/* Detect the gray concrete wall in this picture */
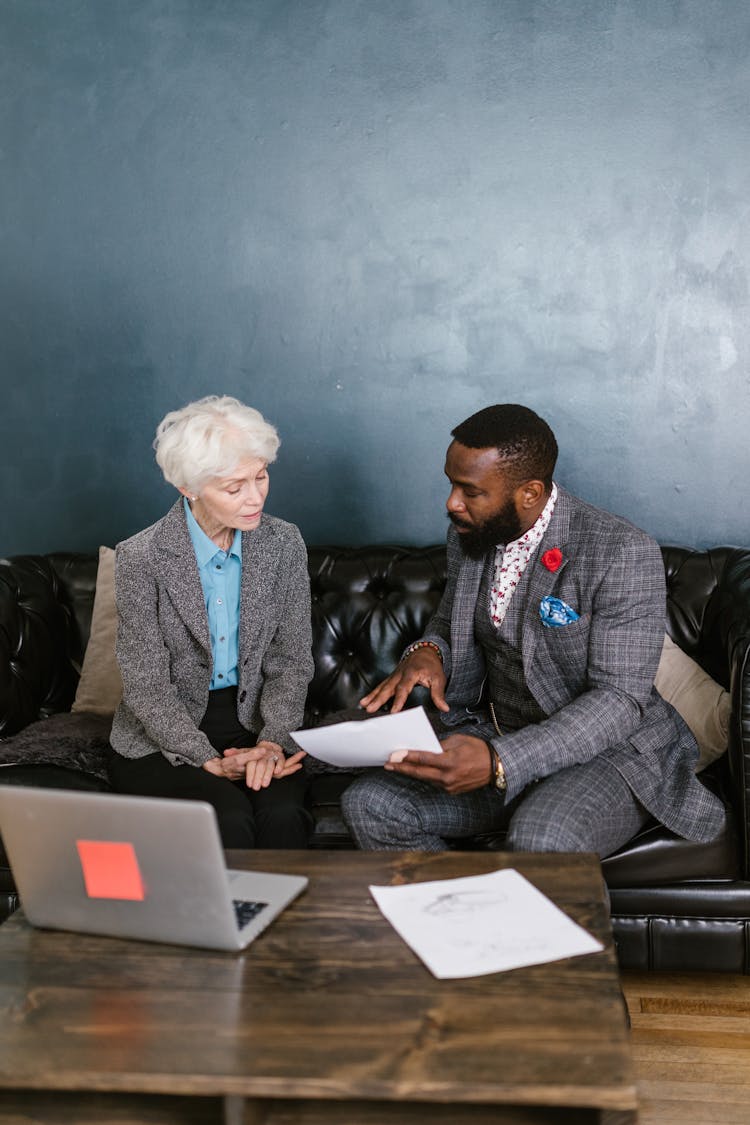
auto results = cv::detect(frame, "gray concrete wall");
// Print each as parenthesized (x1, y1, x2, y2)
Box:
(1, 1, 748, 552)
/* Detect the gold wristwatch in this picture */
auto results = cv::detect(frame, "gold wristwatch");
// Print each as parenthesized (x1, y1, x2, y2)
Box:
(490, 745, 507, 792)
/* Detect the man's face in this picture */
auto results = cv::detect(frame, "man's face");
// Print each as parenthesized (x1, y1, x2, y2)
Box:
(444, 441, 524, 559)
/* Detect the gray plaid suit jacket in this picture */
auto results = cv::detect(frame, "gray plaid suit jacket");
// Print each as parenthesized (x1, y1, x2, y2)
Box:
(110, 500, 314, 766)
(423, 486, 725, 843)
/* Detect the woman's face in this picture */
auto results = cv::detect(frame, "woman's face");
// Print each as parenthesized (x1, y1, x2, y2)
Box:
(184, 457, 270, 535)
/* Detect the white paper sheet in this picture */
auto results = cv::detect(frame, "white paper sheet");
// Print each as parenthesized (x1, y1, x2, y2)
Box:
(369, 868, 603, 978)
(290, 706, 443, 768)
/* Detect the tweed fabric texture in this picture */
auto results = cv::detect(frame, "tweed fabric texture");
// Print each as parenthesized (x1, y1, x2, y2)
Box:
(110, 500, 314, 765)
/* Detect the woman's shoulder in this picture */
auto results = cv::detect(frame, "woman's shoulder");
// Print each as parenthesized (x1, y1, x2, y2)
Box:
(258, 513, 306, 545)
(115, 502, 183, 562)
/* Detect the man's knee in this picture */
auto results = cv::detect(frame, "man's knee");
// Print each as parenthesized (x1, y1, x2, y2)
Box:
(341, 775, 366, 808)
(341, 774, 423, 848)
(341, 775, 392, 827)
(344, 771, 415, 813)
(505, 807, 591, 854)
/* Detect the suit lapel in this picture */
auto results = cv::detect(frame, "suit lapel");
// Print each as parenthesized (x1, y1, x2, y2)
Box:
(452, 553, 485, 653)
(239, 516, 277, 668)
(443, 550, 486, 708)
(151, 500, 211, 652)
(518, 489, 574, 679)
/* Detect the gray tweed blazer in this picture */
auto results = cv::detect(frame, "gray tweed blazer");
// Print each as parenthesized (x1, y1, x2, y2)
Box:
(424, 486, 726, 843)
(110, 500, 314, 765)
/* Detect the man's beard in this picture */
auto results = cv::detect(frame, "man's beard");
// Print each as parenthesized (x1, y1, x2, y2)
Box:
(449, 500, 523, 560)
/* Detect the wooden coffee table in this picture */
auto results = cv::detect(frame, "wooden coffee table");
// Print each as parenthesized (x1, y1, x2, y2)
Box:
(0, 850, 636, 1124)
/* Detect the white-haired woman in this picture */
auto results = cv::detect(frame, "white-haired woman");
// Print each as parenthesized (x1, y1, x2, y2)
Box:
(109, 395, 314, 848)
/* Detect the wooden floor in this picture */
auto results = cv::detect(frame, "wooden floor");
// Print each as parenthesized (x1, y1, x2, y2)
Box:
(621, 971, 750, 1125)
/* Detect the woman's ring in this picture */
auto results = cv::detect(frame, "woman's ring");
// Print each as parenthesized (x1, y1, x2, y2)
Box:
(272, 754, 279, 763)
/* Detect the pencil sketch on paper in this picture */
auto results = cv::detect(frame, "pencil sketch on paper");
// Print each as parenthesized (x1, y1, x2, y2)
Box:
(369, 868, 603, 978)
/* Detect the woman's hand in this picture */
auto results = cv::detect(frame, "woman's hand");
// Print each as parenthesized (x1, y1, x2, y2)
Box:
(218, 742, 307, 791)
(201, 748, 260, 782)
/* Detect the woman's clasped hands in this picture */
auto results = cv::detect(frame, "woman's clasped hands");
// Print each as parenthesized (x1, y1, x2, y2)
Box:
(202, 743, 306, 791)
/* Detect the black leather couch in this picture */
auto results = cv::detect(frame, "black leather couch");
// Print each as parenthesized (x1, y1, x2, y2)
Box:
(1, 543, 750, 972)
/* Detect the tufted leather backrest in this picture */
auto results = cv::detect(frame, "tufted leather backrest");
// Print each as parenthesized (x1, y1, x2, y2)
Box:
(305, 546, 447, 722)
(2, 545, 750, 810)
(0, 556, 84, 735)
(1, 545, 747, 720)
(662, 546, 750, 682)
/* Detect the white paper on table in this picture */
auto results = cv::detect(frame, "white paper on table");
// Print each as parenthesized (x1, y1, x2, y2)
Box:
(290, 705, 443, 768)
(369, 868, 603, 978)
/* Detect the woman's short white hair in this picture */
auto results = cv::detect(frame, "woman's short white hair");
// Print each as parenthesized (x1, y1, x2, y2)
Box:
(154, 395, 280, 492)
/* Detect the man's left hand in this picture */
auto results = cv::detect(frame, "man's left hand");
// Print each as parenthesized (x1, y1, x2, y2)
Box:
(385, 733, 493, 794)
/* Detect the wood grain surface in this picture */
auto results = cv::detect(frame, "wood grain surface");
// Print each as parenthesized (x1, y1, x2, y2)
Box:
(0, 850, 635, 1124)
(623, 970, 750, 1125)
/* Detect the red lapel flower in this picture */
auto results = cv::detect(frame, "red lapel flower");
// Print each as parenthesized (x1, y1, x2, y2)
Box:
(541, 548, 563, 573)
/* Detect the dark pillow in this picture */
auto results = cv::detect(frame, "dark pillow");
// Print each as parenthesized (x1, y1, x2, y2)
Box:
(0, 712, 112, 783)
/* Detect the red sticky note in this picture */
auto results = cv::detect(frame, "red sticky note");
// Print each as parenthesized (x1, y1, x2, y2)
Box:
(76, 840, 145, 901)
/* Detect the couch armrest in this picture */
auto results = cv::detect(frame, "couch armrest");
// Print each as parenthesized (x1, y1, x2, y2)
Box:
(721, 550, 750, 878)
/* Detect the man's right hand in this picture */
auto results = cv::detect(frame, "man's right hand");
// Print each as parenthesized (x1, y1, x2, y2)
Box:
(360, 648, 449, 714)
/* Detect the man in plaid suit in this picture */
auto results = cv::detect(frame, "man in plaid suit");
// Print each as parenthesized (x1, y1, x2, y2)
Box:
(342, 404, 726, 854)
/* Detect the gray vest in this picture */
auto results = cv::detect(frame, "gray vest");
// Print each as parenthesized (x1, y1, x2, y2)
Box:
(474, 555, 546, 733)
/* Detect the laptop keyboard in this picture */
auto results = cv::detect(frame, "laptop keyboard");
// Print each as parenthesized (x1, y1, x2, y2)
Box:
(233, 899, 268, 930)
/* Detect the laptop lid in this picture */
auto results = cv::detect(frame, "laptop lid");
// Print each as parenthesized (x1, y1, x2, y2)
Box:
(0, 788, 307, 952)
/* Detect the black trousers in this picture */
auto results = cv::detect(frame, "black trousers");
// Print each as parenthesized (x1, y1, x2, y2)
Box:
(109, 688, 312, 849)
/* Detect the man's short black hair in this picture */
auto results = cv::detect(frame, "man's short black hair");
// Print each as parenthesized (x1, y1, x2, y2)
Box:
(451, 404, 558, 488)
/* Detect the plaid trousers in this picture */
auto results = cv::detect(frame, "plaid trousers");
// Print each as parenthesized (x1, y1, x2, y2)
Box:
(341, 751, 651, 856)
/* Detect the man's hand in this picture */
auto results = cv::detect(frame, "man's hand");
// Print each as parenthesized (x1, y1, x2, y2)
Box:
(360, 648, 449, 714)
(384, 733, 493, 794)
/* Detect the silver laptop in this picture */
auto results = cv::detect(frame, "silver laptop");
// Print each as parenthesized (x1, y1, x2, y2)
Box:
(0, 788, 308, 952)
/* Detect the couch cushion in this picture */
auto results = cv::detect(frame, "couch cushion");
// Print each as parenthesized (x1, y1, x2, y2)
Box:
(71, 546, 122, 717)
(0, 711, 112, 783)
(654, 634, 730, 771)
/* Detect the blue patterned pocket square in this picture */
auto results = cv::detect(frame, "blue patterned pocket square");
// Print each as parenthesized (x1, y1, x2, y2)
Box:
(539, 595, 580, 628)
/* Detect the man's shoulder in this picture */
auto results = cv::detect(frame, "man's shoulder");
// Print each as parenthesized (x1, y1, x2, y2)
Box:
(559, 487, 659, 551)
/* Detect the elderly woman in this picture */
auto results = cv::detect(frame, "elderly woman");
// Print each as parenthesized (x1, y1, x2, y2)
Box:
(109, 395, 314, 848)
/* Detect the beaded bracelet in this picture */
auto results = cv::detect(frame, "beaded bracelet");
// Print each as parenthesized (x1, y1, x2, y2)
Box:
(402, 640, 443, 663)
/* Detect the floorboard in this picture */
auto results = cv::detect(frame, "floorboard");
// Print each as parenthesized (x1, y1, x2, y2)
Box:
(621, 971, 750, 1125)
